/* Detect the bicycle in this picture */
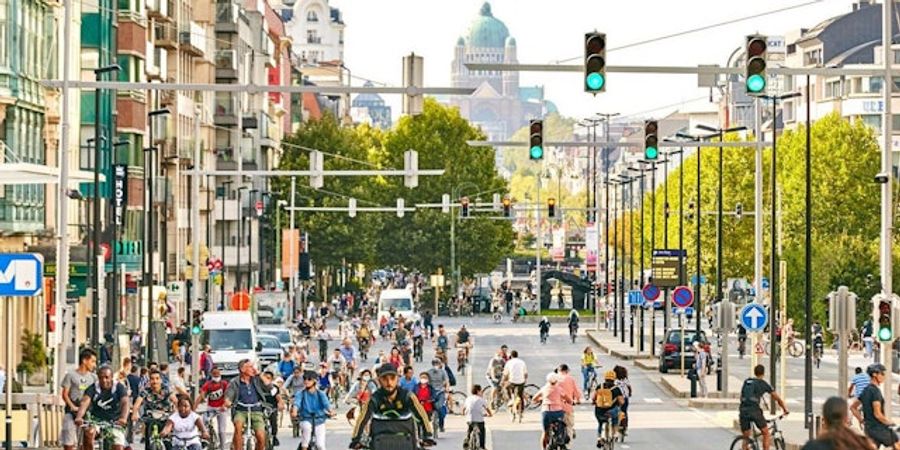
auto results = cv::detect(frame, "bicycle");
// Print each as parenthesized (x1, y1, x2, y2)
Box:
(523, 384, 541, 411)
(446, 390, 468, 416)
(492, 311, 502, 323)
(235, 402, 274, 450)
(79, 418, 126, 450)
(413, 336, 424, 363)
(358, 337, 371, 362)
(545, 419, 568, 450)
(813, 339, 824, 369)
(482, 379, 510, 412)
(738, 337, 747, 359)
(457, 346, 470, 376)
(596, 412, 616, 450)
(728, 414, 786, 450)
(583, 368, 599, 401)
(569, 323, 578, 343)
(142, 410, 170, 450)
(465, 424, 481, 450)
(540, 331, 548, 345)
(171, 433, 202, 450)
(198, 408, 225, 450)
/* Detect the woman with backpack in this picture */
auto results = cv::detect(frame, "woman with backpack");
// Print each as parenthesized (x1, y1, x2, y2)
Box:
(613, 366, 632, 437)
(592, 370, 625, 448)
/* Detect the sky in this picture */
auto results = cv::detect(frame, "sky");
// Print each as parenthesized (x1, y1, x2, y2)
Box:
(329, 0, 854, 124)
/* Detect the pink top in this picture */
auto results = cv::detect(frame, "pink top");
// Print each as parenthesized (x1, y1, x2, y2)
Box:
(557, 374, 581, 413)
(539, 384, 569, 412)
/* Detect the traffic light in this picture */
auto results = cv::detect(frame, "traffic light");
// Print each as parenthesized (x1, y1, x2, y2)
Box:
(191, 310, 202, 336)
(584, 32, 606, 93)
(878, 297, 893, 341)
(548, 197, 556, 218)
(745, 34, 768, 94)
(461, 196, 470, 218)
(502, 196, 511, 217)
(529, 119, 544, 160)
(735, 202, 743, 220)
(644, 120, 658, 160)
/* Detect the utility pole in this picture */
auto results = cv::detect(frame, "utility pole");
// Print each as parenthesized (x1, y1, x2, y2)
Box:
(878, 0, 894, 419)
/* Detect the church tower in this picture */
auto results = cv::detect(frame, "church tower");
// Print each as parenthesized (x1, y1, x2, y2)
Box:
(502, 37, 519, 97)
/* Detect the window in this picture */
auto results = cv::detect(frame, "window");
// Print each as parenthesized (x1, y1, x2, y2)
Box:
(804, 49, 822, 66)
(825, 80, 842, 99)
(869, 76, 884, 93)
(861, 114, 882, 133)
(306, 30, 320, 44)
(306, 10, 317, 22)
(0, 0, 7, 67)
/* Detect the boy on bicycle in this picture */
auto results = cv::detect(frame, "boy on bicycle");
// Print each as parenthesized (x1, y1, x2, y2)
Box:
(194, 367, 228, 448)
(463, 384, 492, 450)
(738, 365, 788, 450)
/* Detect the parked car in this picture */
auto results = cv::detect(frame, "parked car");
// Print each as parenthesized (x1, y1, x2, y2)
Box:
(658, 329, 712, 374)
(258, 326, 294, 351)
(256, 334, 284, 367)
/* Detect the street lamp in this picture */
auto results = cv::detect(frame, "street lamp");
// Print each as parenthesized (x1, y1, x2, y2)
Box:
(661, 141, 686, 335)
(248, 188, 259, 289)
(219, 180, 234, 305)
(143, 107, 168, 363)
(612, 175, 633, 344)
(236, 186, 248, 292)
(449, 182, 480, 304)
(90, 64, 120, 349)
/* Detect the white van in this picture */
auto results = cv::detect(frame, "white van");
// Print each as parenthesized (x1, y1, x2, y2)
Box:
(378, 288, 419, 321)
(202, 311, 258, 376)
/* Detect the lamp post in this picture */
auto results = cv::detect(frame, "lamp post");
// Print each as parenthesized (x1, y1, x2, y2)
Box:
(757, 91, 801, 410)
(614, 176, 632, 344)
(605, 179, 618, 336)
(219, 180, 233, 305)
(161, 155, 178, 289)
(627, 165, 651, 354)
(660, 142, 685, 336)
(248, 188, 259, 289)
(236, 186, 248, 293)
(90, 63, 120, 349)
(144, 107, 168, 364)
(450, 182, 479, 303)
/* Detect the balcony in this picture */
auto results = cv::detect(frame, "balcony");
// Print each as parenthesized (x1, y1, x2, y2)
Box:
(214, 92, 237, 126)
(154, 23, 177, 50)
(179, 22, 205, 57)
(215, 147, 237, 170)
(215, 49, 237, 80)
(215, 1, 238, 33)
(147, 0, 172, 22)
(306, 36, 322, 44)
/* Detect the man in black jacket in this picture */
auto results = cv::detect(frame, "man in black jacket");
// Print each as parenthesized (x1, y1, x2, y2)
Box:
(349, 363, 434, 448)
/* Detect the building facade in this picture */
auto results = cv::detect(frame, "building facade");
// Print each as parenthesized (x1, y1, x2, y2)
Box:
(449, 2, 548, 141)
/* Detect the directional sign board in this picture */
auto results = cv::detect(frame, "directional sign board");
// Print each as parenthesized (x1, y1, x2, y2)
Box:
(642, 283, 660, 301)
(676, 307, 694, 316)
(0, 253, 43, 296)
(740, 303, 769, 332)
(651, 249, 686, 288)
(672, 286, 694, 308)
(628, 290, 643, 306)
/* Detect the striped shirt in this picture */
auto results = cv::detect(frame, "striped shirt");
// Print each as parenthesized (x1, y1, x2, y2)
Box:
(851, 373, 870, 397)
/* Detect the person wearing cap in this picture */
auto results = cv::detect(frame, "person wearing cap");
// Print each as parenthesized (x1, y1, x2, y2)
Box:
(531, 372, 572, 449)
(738, 365, 788, 450)
(292, 370, 335, 450)
(349, 363, 434, 448)
(851, 364, 900, 449)
(426, 358, 450, 432)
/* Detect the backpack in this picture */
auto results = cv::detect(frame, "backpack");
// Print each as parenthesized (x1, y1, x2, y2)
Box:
(445, 366, 457, 387)
(594, 387, 614, 408)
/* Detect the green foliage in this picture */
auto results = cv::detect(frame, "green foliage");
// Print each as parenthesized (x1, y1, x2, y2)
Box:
(616, 113, 884, 331)
(17, 329, 47, 375)
(273, 100, 514, 279)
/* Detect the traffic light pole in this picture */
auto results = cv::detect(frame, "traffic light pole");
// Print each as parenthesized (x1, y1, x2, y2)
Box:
(191, 114, 202, 395)
(880, 0, 895, 417)
(619, 178, 627, 344)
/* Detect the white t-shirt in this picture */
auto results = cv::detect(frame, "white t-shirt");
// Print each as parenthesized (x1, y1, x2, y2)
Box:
(464, 395, 487, 423)
(503, 358, 527, 384)
(169, 411, 201, 446)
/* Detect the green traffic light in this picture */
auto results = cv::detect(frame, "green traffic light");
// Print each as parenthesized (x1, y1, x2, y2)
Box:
(530, 146, 544, 159)
(586, 73, 605, 91)
(746, 74, 766, 93)
(879, 326, 892, 341)
(644, 146, 658, 160)
(192, 325, 202, 335)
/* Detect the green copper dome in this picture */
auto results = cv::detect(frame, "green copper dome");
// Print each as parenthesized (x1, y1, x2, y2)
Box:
(467, 2, 509, 49)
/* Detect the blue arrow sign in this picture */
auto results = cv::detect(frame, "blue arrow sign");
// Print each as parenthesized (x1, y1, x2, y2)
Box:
(0, 253, 43, 296)
(676, 306, 694, 316)
(762, 277, 770, 290)
(690, 274, 708, 285)
(628, 290, 643, 306)
(740, 303, 768, 332)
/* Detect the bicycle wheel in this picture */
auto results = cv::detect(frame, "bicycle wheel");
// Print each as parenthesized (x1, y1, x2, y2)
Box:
(773, 436, 785, 450)
(524, 384, 541, 410)
(789, 341, 804, 358)
(729, 436, 758, 450)
(449, 391, 467, 415)
(431, 413, 440, 439)
(468, 427, 481, 450)
(207, 424, 219, 450)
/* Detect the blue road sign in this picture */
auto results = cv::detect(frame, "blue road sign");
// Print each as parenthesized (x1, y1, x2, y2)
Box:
(0, 253, 43, 296)
(642, 283, 660, 301)
(762, 277, 770, 290)
(740, 303, 768, 332)
(676, 306, 695, 316)
(690, 274, 708, 285)
(672, 286, 694, 308)
(628, 290, 643, 306)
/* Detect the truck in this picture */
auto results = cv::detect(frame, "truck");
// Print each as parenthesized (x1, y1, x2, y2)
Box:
(202, 311, 259, 376)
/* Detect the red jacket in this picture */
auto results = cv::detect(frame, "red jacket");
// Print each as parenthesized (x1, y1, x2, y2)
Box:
(414, 384, 434, 413)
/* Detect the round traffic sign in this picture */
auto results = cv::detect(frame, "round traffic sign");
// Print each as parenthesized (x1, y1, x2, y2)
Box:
(255, 200, 264, 217)
(642, 283, 660, 301)
(231, 291, 250, 310)
(672, 286, 694, 308)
